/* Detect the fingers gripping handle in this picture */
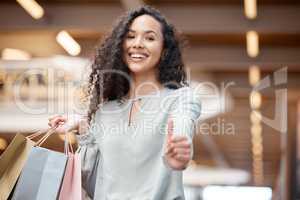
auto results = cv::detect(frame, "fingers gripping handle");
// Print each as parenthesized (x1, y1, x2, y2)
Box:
(26, 124, 73, 155)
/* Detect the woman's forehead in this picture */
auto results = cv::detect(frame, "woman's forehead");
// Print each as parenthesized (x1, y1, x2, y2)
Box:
(129, 15, 162, 34)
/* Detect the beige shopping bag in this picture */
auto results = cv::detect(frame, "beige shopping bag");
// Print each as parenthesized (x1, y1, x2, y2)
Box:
(0, 134, 35, 200)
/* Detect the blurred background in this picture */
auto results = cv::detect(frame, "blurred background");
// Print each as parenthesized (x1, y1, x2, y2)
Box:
(0, 0, 299, 200)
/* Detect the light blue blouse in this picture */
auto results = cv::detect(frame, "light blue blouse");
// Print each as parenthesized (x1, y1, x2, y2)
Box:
(77, 86, 201, 200)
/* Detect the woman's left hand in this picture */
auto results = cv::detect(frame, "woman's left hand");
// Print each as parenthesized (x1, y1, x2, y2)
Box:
(164, 118, 192, 170)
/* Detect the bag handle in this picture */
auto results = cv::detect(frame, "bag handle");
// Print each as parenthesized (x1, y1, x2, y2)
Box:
(35, 127, 57, 146)
(26, 127, 54, 140)
(64, 130, 74, 155)
(26, 125, 73, 156)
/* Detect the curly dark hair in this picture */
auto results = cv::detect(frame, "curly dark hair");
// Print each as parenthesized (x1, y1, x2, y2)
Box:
(86, 5, 188, 124)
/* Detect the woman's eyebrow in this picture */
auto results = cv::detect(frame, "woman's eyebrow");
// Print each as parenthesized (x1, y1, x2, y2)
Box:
(145, 30, 158, 36)
(128, 29, 158, 36)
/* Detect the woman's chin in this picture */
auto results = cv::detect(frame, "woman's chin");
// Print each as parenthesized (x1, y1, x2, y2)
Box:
(128, 64, 149, 74)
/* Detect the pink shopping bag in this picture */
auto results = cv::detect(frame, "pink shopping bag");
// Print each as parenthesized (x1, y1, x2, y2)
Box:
(59, 146, 82, 200)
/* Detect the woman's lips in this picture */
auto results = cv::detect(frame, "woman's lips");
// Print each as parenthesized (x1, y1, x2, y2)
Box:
(128, 52, 149, 62)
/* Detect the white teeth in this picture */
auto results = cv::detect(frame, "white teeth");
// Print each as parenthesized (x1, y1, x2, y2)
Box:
(130, 53, 147, 59)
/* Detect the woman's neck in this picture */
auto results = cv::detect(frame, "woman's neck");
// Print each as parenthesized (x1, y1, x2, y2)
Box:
(129, 71, 163, 98)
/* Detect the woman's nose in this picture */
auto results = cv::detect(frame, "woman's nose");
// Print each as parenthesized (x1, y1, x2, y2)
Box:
(132, 37, 144, 48)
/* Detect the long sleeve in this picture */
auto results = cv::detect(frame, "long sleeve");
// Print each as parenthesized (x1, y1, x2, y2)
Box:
(76, 122, 101, 199)
(155, 87, 201, 199)
(169, 87, 202, 159)
(71, 87, 200, 200)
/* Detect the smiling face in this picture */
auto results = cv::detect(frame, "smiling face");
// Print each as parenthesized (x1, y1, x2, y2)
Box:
(123, 14, 164, 76)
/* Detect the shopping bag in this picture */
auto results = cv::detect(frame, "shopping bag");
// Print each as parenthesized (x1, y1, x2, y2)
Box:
(59, 147, 82, 200)
(11, 128, 69, 200)
(0, 134, 34, 200)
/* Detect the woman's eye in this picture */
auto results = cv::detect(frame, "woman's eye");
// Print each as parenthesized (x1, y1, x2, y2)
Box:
(146, 37, 155, 41)
(126, 35, 135, 39)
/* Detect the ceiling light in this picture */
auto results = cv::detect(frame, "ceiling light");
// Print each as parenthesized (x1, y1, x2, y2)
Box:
(1, 48, 31, 60)
(250, 91, 262, 109)
(244, 0, 257, 19)
(250, 111, 262, 124)
(56, 31, 81, 56)
(249, 65, 260, 86)
(16, 0, 44, 19)
(246, 31, 259, 58)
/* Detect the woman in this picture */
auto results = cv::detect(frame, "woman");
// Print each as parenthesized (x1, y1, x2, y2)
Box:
(49, 6, 201, 200)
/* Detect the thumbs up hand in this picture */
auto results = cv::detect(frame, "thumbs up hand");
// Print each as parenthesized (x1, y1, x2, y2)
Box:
(164, 118, 192, 170)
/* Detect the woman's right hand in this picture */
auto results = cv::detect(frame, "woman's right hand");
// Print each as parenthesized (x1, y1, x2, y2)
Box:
(48, 114, 86, 135)
(48, 115, 72, 134)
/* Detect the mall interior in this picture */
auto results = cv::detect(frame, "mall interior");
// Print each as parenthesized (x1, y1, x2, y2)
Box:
(0, 0, 299, 200)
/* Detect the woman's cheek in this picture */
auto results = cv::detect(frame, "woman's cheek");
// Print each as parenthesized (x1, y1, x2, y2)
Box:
(148, 46, 161, 62)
